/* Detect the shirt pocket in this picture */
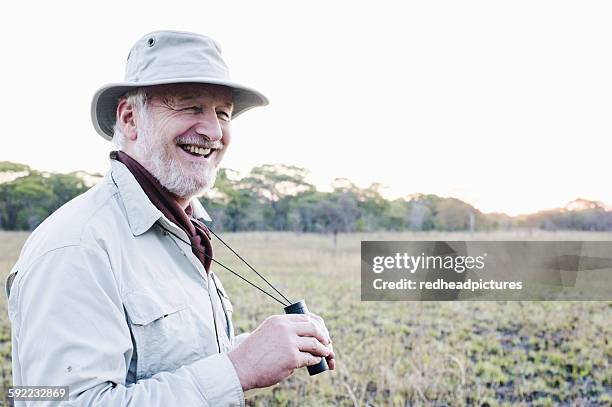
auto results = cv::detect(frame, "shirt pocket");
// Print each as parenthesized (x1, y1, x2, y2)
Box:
(123, 288, 201, 380)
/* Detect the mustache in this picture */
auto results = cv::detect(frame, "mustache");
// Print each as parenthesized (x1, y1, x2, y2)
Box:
(175, 135, 224, 150)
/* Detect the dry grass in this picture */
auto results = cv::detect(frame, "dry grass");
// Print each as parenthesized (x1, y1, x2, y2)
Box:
(0, 231, 611, 406)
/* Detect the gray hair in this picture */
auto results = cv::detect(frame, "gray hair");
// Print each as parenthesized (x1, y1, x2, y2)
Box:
(111, 88, 149, 149)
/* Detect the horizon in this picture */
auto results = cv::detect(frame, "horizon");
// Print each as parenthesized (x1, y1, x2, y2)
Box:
(1, 158, 606, 218)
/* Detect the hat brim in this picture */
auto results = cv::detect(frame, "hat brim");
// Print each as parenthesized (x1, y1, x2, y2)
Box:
(91, 77, 269, 140)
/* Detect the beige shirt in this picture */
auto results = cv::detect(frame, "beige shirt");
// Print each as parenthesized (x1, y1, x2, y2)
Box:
(6, 159, 245, 406)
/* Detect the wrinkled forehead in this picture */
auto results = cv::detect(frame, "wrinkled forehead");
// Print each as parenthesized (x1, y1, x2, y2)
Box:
(146, 83, 234, 106)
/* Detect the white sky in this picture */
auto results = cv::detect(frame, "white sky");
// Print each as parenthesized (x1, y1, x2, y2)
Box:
(1, 1, 611, 216)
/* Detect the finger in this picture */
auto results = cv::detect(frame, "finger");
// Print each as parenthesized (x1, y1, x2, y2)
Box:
(324, 340, 335, 370)
(307, 313, 331, 343)
(326, 343, 335, 360)
(307, 312, 323, 323)
(297, 336, 331, 357)
(282, 314, 310, 323)
(326, 356, 336, 370)
(294, 321, 330, 345)
(297, 352, 323, 368)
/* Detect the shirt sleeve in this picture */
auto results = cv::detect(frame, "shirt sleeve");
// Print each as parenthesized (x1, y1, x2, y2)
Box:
(8, 244, 245, 407)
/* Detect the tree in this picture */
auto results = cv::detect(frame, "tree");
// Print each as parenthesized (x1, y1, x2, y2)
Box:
(312, 194, 359, 250)
(0, 161, 31, 184)
(435, 198, 472, 231)
(241, 165, 315, 230)
(407, 201, 431, 231)
(0, 172, 88, 230)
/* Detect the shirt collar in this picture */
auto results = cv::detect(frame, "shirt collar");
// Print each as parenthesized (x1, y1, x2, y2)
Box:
(190, 195, 213, 222)
(110, 159, 212, 236)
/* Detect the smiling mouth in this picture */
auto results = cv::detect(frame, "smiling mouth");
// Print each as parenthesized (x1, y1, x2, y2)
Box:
(179, 144, 216, 158)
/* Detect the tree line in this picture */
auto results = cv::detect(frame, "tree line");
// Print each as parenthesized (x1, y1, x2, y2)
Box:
(1, 161, 612, 234)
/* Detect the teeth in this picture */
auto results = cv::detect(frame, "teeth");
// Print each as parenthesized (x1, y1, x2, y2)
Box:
(182, 144, 213, 156)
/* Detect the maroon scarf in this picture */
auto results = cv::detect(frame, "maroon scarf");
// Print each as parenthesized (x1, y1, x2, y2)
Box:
(111, 150, 213, 272)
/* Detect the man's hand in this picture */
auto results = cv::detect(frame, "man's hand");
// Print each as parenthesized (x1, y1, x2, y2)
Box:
(307, 311, 336, 371)
(227, 314, 335, 391)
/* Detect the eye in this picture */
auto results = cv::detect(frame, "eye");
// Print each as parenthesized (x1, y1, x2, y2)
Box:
(217, 111, 231, 121)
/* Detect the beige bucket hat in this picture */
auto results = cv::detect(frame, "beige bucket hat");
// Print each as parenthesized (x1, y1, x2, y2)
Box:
(91, 30, 269, 140)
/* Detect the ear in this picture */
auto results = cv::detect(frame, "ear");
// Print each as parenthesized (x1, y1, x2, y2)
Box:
(116, 98, 139, 141)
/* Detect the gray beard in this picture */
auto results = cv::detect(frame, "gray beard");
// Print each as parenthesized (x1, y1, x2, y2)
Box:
(133, 126, 218, 199)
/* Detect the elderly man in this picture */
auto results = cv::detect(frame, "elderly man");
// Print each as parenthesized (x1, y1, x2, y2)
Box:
(6, 30, 334, 406)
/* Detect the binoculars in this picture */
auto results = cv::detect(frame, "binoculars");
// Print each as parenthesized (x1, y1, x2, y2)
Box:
(284, 300, 329, 376)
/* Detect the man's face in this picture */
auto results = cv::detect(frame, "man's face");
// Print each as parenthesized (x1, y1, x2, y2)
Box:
(129, 83, 233, 199)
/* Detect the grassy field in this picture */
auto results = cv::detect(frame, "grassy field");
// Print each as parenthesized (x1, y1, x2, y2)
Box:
(1, 230, 611, 406)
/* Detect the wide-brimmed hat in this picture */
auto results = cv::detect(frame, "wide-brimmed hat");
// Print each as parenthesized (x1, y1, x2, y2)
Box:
(91, 30, 269, 140)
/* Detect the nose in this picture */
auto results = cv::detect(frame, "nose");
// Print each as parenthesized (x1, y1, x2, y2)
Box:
(194, 110, 223, 142)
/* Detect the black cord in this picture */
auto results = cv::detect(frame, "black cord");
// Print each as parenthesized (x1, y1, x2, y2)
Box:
(109, 168, 291, 307)
(206, 226, 292, 305)
(108, 168, 284, 348)
(158, 225, 290, 306)
(209, 287, 221, 353)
